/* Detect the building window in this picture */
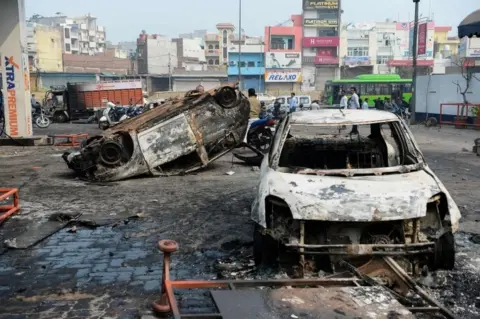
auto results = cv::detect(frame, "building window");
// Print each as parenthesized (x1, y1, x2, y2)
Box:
(347, 47, 369, 56)
(317, 28, 337, 37)
(317, 10, 338, 20)
(223, 47, 227, 59)
(222, 30, 227, 45)
(208, 44, 213, 49)
(208, 59, 214, 65)
(214, 59, 219, 65)
(65, 43, 71, 52)
(239, 61, 246, 67)
(215, 44, 219, 49)
(376, 56, 390, 65)
(247, 61, 255, 67)
(64, 28, 70, 39)
(270, 36, 295, 50)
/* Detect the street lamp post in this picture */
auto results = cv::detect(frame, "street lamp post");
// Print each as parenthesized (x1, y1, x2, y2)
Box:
(411, 0, 420, 124)
(238, 0, 242, 89)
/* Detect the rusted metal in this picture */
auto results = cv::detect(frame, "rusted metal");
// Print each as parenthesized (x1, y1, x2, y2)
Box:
(152, 239, 454, 318)
(0, 188, 20, 224)
(62, 84, 250, 181)
(383, 256, 458, 319)
(53, 133, 88, 147)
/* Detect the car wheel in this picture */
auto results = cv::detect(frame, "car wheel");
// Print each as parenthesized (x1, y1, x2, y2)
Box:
(54, 112, 68, 123)
(253, 224, 278, 267)
(431, 231, 456, 270)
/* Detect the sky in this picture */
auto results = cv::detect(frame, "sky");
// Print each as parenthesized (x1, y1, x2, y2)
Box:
(26, 0, 478, 43)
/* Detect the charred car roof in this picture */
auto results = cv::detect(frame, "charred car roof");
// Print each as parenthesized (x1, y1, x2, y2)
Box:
(290, 109, 399, 126)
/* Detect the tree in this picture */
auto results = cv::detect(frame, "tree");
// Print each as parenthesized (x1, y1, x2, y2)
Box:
(452, 57, 479, 118)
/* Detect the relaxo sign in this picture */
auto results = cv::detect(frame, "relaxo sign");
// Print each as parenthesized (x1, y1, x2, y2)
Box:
(4, 56, 19, 136)
(265, 72, 302, 83)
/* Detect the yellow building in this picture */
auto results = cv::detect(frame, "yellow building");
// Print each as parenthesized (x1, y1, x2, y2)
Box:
(27, 23, 63, 72)
(434, 26, 460, 58)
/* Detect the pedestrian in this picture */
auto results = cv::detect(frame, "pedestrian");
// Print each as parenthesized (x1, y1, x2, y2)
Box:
(289, 92, 298, 113)
(362, 98, 369, 110)
(248, 88, 263, 119)
(339, 90, 348, 109)
(349, 87, 360, 109)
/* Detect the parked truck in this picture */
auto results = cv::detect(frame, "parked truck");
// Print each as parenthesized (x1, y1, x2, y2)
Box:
(66, 80, 144, 121)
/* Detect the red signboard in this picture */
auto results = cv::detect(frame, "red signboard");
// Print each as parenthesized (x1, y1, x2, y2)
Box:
(314, 56, 339, 65)
(418, 23, 427, 55)
(303, 37, 340, 47)
(316, 48, 336, 57)
(386, 59, 434, 67)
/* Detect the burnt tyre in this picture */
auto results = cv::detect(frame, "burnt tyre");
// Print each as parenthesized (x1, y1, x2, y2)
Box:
(253, 224, 278, 267)
(54, 112, 68, 123)
(247, 127, 273, 154)
(431, 231, 456, 270)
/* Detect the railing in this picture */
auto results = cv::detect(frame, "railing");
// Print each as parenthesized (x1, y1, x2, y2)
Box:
(439, 103, 480, 129)
(205, 49, 220, 56)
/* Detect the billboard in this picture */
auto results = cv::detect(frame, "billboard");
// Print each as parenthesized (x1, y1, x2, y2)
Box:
(418, 23, 427, 55)
(304, 0, 338, 9)
(303, 36, 339, 47)
(265, 52, 301, 69)
(265, 71, 302, 83)
(304, 19, 338, 27)
(314, 56, 339, 65)
(343, 56, 370, 66)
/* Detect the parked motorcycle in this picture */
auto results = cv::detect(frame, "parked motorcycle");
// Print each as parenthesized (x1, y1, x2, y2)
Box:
(232, 115, 276, 165)
(98, 102, 129, 130)
(32, 103, 51, 128)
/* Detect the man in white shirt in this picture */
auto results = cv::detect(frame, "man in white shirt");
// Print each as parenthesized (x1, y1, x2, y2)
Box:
(339, 90, 348, 109)
(349, 87, 360, 109)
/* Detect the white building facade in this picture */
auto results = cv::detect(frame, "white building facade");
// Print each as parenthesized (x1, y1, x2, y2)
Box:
(28, 14, 106, 55)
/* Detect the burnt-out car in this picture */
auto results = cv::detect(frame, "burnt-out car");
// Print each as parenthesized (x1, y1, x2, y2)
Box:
(251, 109, 461, 271)
(63, 84, 250, 181)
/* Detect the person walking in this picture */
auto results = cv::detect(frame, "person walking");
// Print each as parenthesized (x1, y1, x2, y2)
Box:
(289, 92, 298, 113)
(362, 97, 369, 110)
(339, 90, 348, 109)
(349, 87, 360, 109)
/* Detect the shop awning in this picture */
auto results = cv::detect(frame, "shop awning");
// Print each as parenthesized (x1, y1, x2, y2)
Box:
(458, 9, 480, 38)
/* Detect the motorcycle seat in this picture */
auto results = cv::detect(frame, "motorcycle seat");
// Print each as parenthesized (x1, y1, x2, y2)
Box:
(250, 119, 269, 128)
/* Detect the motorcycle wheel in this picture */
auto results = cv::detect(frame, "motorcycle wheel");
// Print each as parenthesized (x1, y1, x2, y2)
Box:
(248, 127, 273, 154)
(35, 115, 51, 128)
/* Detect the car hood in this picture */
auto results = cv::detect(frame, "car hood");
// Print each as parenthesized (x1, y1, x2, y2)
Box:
(258, 168, 460, 229)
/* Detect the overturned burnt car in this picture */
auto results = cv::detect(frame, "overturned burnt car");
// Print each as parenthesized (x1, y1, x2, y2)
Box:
(252, 109, 461, 272)
(63, 84, 250, 181)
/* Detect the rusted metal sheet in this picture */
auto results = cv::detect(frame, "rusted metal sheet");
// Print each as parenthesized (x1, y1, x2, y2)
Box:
(62, 84, 250, 181)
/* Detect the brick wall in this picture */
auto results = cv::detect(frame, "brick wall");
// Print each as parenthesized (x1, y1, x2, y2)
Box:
(62, 53, 131, 74)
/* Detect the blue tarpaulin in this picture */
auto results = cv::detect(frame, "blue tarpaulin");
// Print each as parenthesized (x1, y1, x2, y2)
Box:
(458, 9, 480, 38)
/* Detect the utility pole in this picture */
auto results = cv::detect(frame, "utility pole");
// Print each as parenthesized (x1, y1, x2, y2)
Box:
(411, 0, 420, 124)
(168, 52, 172, 91)
(238, 0, 242, 90)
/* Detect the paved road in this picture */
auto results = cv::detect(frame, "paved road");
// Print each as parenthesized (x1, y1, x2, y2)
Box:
(0, 124, 478, 318)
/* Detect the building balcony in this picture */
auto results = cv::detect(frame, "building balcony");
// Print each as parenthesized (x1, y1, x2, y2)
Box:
(227, 66, 265, 76)
(204, 34, 220, 42)
(205, 49, 220, 56)
(88, 30, 96, 36)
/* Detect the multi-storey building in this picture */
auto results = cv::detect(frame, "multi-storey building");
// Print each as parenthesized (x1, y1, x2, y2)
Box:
(264, 15, 303, 92)
(433, 26, 460, 58)
(203, 23, 238, 68)
(227, 37, 265, 91)
(302, 0, 341, 92)
(26, 22, 63, 72)
(136, 33, 178, 75)
(28, 14, 106, 55)
(172, 38, 207, 71)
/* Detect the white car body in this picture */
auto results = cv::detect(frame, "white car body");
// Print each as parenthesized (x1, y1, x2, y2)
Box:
(251, 109, 460, 268)
(257, 93, 276, 104)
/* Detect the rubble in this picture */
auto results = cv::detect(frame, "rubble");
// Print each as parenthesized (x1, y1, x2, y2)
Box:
(62, 84, 250, 181)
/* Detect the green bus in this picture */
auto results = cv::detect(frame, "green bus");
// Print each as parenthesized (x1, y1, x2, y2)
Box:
(324, 74, 412, 106)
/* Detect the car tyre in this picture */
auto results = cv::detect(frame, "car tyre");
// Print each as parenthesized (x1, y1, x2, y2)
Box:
(432, 231, 455, 270)
(253, 224, 278, 267)
(54, 112, 68, 123)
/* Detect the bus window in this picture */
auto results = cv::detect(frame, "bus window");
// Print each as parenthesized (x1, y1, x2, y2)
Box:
(404, 83, 412, 93)
(366, 84, 377, 94)
(359, 84, 367, 95)
(378, 84, 390, 95)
